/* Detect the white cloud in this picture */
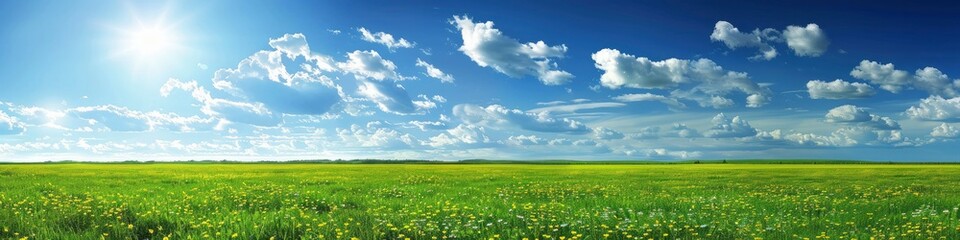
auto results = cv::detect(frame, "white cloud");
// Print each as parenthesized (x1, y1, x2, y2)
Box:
(710, 21, 779, 60)
(639, 148, 702, 159)
(710, 21, 828, 59)
(548, 138, 571, 145)
(425, 124, 491, 148)
(451, 15, 573, 85)
(905, 96, 960, 121)
(782, 24, 829, 57)
(445, 124, 489, 144)
(162, 79, 280, 126)
(0, 110, 26, 135)
(268, 33, 337, 71)
(755, 129, 783, 141)
(6, 101, 216, 133)
(338, 50, 401, 81)
(269, 33, 310, 59)
(330, 50, 426, 115)
(806, 79, 876, 99)
(68, 106, 149, 132)
(536, 100, 567, 106)
(506, 135, 545, 145)
(527, 102, 625, 114)
(415, 58, 455, 83)
(592, 49, 687, 89)
(356, 81, 418, 114)
(631, 126, 661, 139)
(613, 93, 686, 109)
(667, 123, 701, 138)
(336, 122, 416, 148)
(704, 113, 757, 138)
(850, 60, 959, 96)
(358, 27, 415, 50)
(631, 124, 702, 139)
(408, 120, 448, 131)
(408, 94, 444, 113)
(931, 123, 959, 138)
(914, 67, 960, 97)
(592, 48, 771, 108)
(205, 33, 341, 120)
(850, 60, 912, 93)
(453, 104, 590, 134)
(593, 127, 625, 140)
(824, 105, 871, 122)
(824, 105, 900, 130)
(784, 127, 917, 147)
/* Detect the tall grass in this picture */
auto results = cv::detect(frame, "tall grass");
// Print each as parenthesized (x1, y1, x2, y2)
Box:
(0, 163, 958, 239)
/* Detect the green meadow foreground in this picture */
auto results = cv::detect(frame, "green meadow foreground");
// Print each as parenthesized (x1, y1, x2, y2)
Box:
(1, 163, 960, 239)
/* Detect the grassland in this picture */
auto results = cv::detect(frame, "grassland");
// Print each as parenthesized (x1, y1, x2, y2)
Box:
(1, 163, 959, 239)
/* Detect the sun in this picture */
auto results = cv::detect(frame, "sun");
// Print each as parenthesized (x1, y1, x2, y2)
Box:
(106, 10, 186, 70)
(126, 26, 176, 58)
(118, 23, 181, 63)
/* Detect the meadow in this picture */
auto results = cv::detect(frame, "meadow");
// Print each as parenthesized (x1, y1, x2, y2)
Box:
(1, 163, 959, 239)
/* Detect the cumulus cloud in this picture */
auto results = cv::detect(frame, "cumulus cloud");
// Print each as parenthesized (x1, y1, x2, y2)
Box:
(704, 113, 757, 138)
(268, 33, 337, 71)
(710, 21, 828, 59)
(613, 93, 686, 110)
(338, 50, 402, 81)
(333, 50, 427, 115)
(850, 60, 960, 96)
(358, 27, 415, 50)
(784, 127, 917, 147)
(849, 60, 912, 93)
(411, 94, 444, 112)
(913, 67, 960, 97)
(336, 122, 416, 148)
(184, 33, 432, 119)
(543, 138, 612, 154)
(782, 24, 829, 57)
(824, 105, 871, 122)
(202, 33, 342, 123)
(453, 104, 590, 134)
(666, 123, 701, 138)
(905, 96, 960, 122)
(593, 127, 625, 140)
(931, 123, 959, 138)
(637, 148, 702, 159)
(0, 110, 26, 135)
(451, 15, 573, 85)
(710, 21, 779, 60)
(806, 79, 876, 99)
(592, 49, 687, 89)
(425, 124, 491, 147)
(824, 105, 900, 130)
(415, 58, 455, 83)
(631, 126, 661, 139)
(592, 48, 771, 108)
(356, 81, 420, 114)
(162, 79, 281, 126)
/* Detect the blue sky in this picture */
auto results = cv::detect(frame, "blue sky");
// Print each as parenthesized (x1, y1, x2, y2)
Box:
(1, 0, 959, 161)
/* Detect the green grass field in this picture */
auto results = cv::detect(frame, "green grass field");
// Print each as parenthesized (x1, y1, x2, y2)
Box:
(1, 163, 959, 239)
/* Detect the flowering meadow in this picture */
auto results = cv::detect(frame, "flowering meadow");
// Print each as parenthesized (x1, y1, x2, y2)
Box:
(1, 163, 959, 239)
